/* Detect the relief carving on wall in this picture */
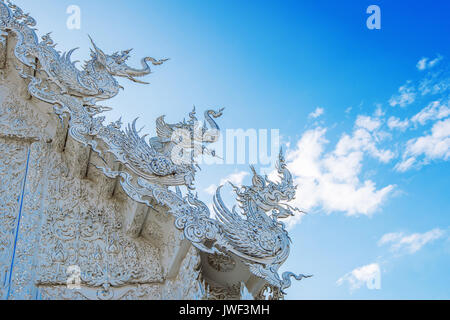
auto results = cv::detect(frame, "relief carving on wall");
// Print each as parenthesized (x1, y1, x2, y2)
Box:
(0, 0, 310, 298)
(162, 246, 204, 300)
(0, 139, 28, 299)
(0, 91, 51, 142)
(36, 152, 164, 294)
(38, 284, 162, 301)
(6, 141, 50, 300)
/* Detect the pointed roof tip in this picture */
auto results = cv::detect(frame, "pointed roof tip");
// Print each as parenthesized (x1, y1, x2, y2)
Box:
(279, 148, 287, 163)
(87, 34, 102, 51)
(228, 181, 238, 189)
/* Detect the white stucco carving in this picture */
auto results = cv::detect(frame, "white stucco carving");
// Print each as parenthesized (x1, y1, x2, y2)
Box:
(0, 0, 310, 300)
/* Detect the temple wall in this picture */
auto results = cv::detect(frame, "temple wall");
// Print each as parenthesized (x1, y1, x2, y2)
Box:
(0, 35, 203, 300)
(0, 0, 304, 300)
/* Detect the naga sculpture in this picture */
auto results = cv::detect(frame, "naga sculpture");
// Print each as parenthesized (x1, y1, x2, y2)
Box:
(50, 36, 168, 104)
(0, 0, 310, 299)
(2, 0, 167, 105)
(213, 151, 312, 295)
(99, 151, 311, 297)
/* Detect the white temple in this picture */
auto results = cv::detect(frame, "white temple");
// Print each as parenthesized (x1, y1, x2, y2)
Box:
(0, 0, 309, 300)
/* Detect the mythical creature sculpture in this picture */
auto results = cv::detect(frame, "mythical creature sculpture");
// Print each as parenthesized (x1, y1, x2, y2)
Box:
(1, 0, 167, 105)
(100, 107, 224, 188)
(213, 151, 311, 295)
(0, 0, 309, 299)
(99, 151, 311, 296)
(0, 0, 223, 188)
(49, 36, 168, 104)
(150, 107, 224, 157)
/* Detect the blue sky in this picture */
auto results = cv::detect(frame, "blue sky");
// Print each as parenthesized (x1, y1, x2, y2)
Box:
(15, 0, 450, 299)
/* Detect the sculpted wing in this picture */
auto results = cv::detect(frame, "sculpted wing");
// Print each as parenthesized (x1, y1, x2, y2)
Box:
(213, 186, 277, 261)
(121, 119, 159, 175)
(155, 116, 175, 142)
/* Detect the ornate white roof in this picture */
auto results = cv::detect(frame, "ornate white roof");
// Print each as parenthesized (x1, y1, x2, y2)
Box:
(0, 0, 310, 299)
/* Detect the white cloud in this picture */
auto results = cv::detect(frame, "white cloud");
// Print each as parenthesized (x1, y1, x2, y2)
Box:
(284, 120, 395, 226)
(428, 55, 444, 68)
(396, 118, 450, 171)
(394, 157, 415, 172)
(204, 171, 249, 195)
(335, 122, 395, 163)
(394, 60, 449, 171)
(391, 57, 447, 108)
(387, 116, 410, 131)
(374, 105, 385, 117)
(389, 81, 416, 107)
(416, 58, 428, 71)
(416, 55, 443, 71)
(378, 228, 446, 254)
(337, 263, 381, 291)
(355, 115, 381, 132)
(411, 99, 450, 125)
(419, 73, 450, 96)
(309, 107, 325, 119)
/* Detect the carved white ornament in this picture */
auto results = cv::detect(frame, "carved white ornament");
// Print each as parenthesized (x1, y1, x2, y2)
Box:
(0, 0, 310, 299)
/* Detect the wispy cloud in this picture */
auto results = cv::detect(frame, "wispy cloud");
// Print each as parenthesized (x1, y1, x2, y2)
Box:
(378, 228, 446, 254)
(388, 57, 450, 172)
(416, 55, 443, 71)
(390, 57, 448, 109)
(337, 263, 381, 292)
(419, 72, 450, 96)
(309, 107, 325, 119)
(394, 157, 416, 172)
(340, 116, 394, 163)
(387, 116, 410, 131)
(411, 99, 450, 126)
(355, 115, 382, 132)
(338, 228, 446, 293)
(396, 118, 450, 172)
(389, 81, 416, 107)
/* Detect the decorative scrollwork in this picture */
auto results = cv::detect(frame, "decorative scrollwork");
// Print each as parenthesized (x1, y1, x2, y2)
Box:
(0, 0, 223, 191)
(0, 0, 310, 299)
(212, 150, 312, 294)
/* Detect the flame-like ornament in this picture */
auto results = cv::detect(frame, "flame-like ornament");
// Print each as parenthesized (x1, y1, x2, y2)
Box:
(212, 150, 311, 296)
(0, 0, 309, 299)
